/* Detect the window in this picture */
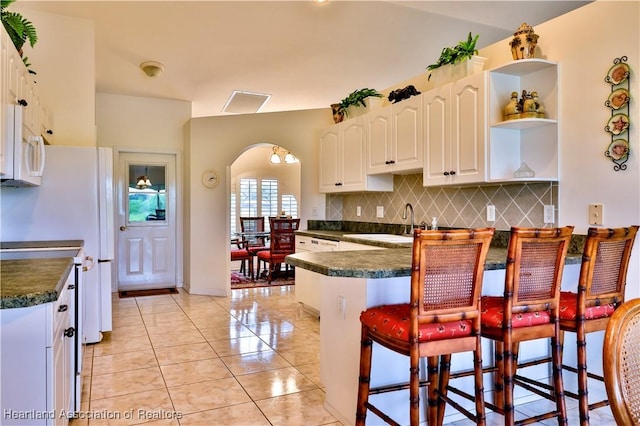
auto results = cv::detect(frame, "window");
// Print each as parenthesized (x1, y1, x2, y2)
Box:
(127, 164, 166, 223)
(261, 179, 279, 219)
(232, 177, 298, 234)
(239, 178, 258, 217)
(281, 194, 298, 218)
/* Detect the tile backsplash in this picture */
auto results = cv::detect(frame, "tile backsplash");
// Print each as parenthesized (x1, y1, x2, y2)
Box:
(326, 174, 558, 231)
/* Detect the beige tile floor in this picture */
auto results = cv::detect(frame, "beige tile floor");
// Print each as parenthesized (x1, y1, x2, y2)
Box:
(71, 284, 615, 426)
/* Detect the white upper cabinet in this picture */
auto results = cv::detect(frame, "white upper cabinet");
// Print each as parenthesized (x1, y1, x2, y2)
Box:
(366, 95, 423, 175)
(319, 117, 393, 193)
(423, 71, 487, 186)
(486, 59, 558, 182)
(1, 25, 50, 145)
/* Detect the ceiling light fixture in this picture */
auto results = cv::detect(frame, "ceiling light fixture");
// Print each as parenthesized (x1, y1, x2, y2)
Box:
(270, 146, 298, 164)
(140, 61, 164, 77)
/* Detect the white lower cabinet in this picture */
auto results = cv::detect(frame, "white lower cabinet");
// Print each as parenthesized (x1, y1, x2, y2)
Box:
(294, 237, 384, 315)
(1, 270, 76, 425)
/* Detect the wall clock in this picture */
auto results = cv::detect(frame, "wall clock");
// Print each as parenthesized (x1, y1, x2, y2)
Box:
(201, 169, 219, 188)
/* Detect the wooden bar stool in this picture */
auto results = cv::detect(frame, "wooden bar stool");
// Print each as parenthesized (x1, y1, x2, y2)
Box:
(356, 228, 494, 426)
(480, 226, 574, 425)
(603, 297, 640, 425)
(519, 226, 638, 425)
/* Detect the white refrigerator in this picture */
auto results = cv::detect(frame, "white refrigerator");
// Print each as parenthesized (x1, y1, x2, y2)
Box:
(0, 145, 114, 344)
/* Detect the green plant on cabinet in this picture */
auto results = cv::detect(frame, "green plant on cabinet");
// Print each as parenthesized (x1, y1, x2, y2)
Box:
(338, 88, 383, 117)
(427, 32, 479, 80)
(1, 0, 37, 69)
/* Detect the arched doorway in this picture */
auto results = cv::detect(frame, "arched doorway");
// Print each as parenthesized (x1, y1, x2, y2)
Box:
(229, 143, 301, 280)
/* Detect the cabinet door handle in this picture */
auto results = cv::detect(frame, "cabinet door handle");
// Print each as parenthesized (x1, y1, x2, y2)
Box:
(46, 129, 53, 135)
(67, 285, 75, 290)
(58, 305, 68, 312)
(443, 171, 450, 176)
(450, 170, 456, 175)
(64, 327, 75, 338)
(388, 160, 395, 164)
(17, 99, 28, 107)
(335, 182, 342, 186)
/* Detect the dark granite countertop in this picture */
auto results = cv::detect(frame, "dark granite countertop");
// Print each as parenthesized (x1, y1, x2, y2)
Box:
(0, 240, 83, 309)
(1, 240, 84, 250)
(288, 229, 581, 279)
(1, 258, 74, 309)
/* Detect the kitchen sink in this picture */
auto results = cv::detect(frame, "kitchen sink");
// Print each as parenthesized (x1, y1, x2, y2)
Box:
(345, 234, 414, 244)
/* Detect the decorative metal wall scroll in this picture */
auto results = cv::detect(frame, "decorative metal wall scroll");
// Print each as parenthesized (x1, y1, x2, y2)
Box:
(604, 56, 630, 171)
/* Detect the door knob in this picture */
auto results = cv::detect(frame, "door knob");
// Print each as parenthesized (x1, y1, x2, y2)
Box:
(120, 226, 127, 231)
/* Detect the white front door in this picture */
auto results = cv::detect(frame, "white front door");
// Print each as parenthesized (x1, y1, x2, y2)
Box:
(116, 152, 177, 291)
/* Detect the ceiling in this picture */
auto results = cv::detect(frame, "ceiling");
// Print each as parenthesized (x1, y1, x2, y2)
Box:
(18, 1, 590, 118)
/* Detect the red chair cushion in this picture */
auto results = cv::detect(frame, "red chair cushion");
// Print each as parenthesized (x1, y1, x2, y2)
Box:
(360, 304, 473, 343)
(559, 291, 617, 320)
(481, 296, 551, 328)
(248, 246, 269, 256)
(230, 248, 249, 261)
(257, 251, 286, 263)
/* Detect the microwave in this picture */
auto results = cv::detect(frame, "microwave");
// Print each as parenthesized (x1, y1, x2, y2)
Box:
(1, 105, 45, 187)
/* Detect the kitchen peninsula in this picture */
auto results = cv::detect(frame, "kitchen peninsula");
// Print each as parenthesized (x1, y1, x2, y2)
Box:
(286, 227, 582, 425)
(1, 241, 85, 426)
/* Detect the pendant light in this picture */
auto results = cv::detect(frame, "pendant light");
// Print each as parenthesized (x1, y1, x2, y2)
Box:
(136, 167, 152, 188)
(269, 145, 297, 164)
(270, 146, 282, 164)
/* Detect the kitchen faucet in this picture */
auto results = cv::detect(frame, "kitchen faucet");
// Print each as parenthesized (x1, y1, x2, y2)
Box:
(402, 203, 414, 234)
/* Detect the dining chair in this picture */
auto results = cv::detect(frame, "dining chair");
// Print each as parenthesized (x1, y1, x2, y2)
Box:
(480, 226, 574, 425)
(230, 238, 252, 278)
(356, 228, 495, 426)
(240, 216, 269, 279)
(256, 218, 300, 283)
(603, 297, 640, 426)
(518, 226, 638, 425)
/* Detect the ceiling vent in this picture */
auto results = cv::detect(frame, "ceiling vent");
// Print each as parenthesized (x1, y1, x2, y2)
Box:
(222, 90, 271, 114)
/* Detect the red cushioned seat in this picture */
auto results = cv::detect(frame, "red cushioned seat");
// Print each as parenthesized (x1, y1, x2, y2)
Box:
(559, 291, 616, 321)
(360, 304, 473, 343)
(481, 296, 551, 329)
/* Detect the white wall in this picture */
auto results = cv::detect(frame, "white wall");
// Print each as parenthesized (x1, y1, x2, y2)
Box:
(184, 109, 331, 296)
(481, 1, 640, 298)
(16, 8, 96, 146)
(96, 93, 191, 151)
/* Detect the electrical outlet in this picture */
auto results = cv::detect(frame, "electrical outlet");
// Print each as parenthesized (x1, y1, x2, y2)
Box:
(356, 206, 362, 217)
(589, 204, 603, 225)
(544, 205, 555, 224)
(376, 206, 384, 218)
(337, 296, 346, 319)
(487, 205, 496, 222)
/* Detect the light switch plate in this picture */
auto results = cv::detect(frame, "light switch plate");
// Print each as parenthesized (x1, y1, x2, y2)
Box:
(356, 206, 362, 217)
(589, 204, 603, 225)
(376, 206, 384, 218)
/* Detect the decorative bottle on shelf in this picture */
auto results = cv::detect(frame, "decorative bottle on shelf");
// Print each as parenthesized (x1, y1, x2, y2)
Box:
(531, 91, 545, 118)
(504, 91, 521, 120)
(521, 91, 538, 118)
